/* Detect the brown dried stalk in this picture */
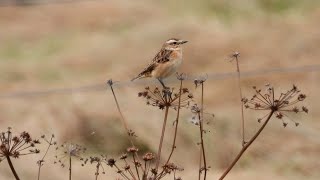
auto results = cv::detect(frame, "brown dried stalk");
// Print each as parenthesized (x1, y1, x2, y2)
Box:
(107, 79, 144, 174)
(163, 74, 184, 164)
(0, 128, 41, 180)
(219, 110, 274, 180)
(155, 105, 170, 172)
(194, 78, 208, 180)
(155, 74, 185, 179)
(7, 155, 20, 180)
(137, 79, 192, 179)
(229, 52, 246, 146)
(107, 80, 131, 137)
(54, 143, 87, 180)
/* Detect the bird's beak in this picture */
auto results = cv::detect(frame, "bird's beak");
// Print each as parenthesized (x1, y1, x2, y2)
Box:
(179, 40, 188, 44)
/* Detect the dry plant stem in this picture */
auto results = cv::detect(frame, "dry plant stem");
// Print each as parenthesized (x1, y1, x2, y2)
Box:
(235, 57, 246, 147)
(114, 165, 131, 180)
(199, 115, 207, 180)
(108, 83, 144, 171)
(219, 110, 274, 180)
(95, 164, 100, 180)
(132, 154, 141, 180)
(164, 79, 183, 164)
(109, 83, 130, 134)
(155, 105, 170, 172)
(6, 155, 20, 180)
(69, 156, 72, 180)
(156, 80, 184, 180)
(199, 83, 207, 180)
(198, 146, 202, 180)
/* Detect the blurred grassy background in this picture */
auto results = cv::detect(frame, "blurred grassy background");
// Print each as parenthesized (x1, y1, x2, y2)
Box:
(0, 0, 319, 179)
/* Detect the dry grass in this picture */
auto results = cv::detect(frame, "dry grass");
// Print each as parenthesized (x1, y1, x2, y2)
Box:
(0, 0, 320, 179)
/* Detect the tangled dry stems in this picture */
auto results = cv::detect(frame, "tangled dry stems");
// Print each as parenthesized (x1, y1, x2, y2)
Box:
(0, 55, 309, 180)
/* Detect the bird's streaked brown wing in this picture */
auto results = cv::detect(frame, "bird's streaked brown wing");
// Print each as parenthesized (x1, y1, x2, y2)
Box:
(152, 48, 172, 64)
(131, 48, 173, 81)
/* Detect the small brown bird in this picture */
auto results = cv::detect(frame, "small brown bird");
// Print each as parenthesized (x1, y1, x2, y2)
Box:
(131, 38, 188, 88)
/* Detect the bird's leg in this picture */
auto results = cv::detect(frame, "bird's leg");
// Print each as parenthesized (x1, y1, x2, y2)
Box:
(157, 78, 168, 89)
(158, 78, 172, 100)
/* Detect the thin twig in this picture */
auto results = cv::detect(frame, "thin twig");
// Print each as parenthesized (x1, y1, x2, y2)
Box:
(132, 154, 141, 180)
(107, 80, 144, 171)
(156, 78, 184, 180)
(198, 131, 202, 180)
(164, 79, 183, 164)
(199, 83, 207, 180)
(235, 54, 246, 147)
(69, 156, 72, 180)
(155, 105, 170, 172)
(6, 155, 20, 180)
(95, 164, 100, 180)
(108, 80, 130, 133)
(219, 110, 274, 180)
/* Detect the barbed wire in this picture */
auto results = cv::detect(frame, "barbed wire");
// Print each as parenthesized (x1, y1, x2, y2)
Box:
(0, 0, 103, 7)
(0, 64, 319, 99)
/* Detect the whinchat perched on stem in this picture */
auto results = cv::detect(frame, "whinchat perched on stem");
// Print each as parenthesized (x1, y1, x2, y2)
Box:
(131, 38, 188, 88)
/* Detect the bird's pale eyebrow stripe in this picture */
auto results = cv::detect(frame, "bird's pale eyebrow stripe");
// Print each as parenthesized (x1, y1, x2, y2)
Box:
(166, 39, 178, 44)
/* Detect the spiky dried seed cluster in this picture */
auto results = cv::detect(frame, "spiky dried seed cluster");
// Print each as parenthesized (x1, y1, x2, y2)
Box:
(107, 158, 116, 167)
(194, 75, 207, 88)
(162, 162, 184, 174)
(138, 87, 193, 110)
(54, 143, 88, 167)
(89, 155, 108, 175)
(0, 127, 40, 162)
(242, 84, 308, 127)
(143, 152, 155, 161)
(127, 146, 138, 153)
(106, 147, 160, 180)
(189, 104, 214, 127)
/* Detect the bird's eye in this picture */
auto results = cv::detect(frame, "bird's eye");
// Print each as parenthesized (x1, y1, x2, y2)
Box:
(172, 42, 177, 45)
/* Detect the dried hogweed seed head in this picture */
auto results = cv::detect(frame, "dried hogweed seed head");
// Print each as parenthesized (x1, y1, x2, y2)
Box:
(107, 158, 116, 167)
(242, 84, 308, 127)
(151, 168, 158, 175)
(107, 79, 113, 86)
(0, 128, 41, 160)
(276, 112, 283, 119)
(120, 153, 128, 160)
(176, 73, 186, 80)
(134, 160, 141, 167)
(124, 164, 130, 171)
(54, 143, 87, 167)
(302, 106, 309, 113)
(142, 152, 155, 161)
(126, 147, 138, 153)
(138, 86, 193, 110)
(298, 94, 306, 101)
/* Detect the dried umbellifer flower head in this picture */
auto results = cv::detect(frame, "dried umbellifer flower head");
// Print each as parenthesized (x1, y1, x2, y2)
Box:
(138, 86, 193, 110)
(126, 146, 138, 153)
(162, 162, 184, 174)
(0, 128, 40, 162)
(242, 84, 308, 127)
(88, 155, 108, 175)
(142, 152, 155, 161)
(107, 158, 116, 167)
(54, 142, 87, 167)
